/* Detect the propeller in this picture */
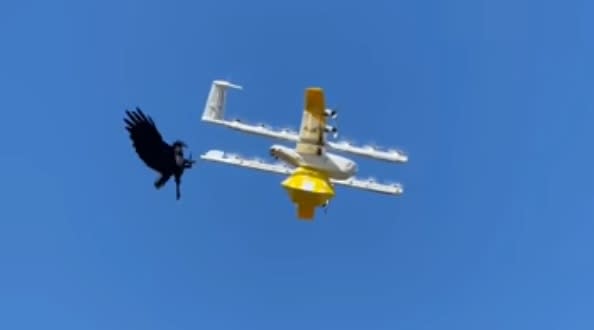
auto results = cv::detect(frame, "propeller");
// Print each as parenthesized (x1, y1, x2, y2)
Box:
(325, 107, 338, 120)
(329, 108, 340, 139)
(333, 113, 340, 139)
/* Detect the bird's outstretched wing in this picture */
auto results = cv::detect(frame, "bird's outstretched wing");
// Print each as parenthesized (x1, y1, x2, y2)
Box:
(124, 108, 171, 173)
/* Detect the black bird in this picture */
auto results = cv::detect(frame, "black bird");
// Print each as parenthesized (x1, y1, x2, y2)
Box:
(123, 107, 196, 200)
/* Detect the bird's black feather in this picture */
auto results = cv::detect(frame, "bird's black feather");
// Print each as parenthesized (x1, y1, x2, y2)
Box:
(124, 107, 196, 200)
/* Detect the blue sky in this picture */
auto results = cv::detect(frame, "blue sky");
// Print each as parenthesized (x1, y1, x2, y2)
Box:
(1, 0, 593, 329)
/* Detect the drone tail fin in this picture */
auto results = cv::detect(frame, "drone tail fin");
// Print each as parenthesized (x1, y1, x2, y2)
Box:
(202, 80, 242, 121)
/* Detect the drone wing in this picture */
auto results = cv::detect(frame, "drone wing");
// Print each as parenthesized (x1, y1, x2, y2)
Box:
(200, 149, 293, 176)
(200, 149, 403, 195)
(124, 108, 171, 173)
(201, 79, 408, 163)
(331, 177, 403, 195)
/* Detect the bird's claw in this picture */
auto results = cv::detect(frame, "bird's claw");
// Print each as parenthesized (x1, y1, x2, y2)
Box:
(183, 152, 197, 168)
(183, 159, 196, 168)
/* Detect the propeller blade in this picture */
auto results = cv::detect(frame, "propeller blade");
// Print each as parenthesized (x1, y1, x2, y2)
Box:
(332, 110, 339, 139)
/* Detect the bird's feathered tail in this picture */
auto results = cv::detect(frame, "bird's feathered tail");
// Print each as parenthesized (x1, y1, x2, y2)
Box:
(154, 175, 170, 189)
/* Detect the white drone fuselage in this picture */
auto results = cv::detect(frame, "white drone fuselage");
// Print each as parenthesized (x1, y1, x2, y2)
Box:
(269, 144, 357, 180)
(199, 79, 405, 201)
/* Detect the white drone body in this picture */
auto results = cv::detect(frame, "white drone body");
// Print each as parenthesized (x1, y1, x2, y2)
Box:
(199, 80, 407, 219)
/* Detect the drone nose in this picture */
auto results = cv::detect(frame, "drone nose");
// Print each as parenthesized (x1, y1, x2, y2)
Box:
(349, 162, 358, 173)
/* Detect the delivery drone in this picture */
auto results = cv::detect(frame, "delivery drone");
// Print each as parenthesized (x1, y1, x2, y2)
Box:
(199, 80, 407, 220)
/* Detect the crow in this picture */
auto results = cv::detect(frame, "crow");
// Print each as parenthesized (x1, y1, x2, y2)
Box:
(123, 107, 196, 200)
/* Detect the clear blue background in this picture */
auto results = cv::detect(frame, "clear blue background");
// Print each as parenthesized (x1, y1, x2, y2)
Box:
(1, 0, 593, 329)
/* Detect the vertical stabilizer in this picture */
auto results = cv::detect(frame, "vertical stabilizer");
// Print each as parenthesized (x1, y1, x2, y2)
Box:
(202, 80, 242, 121)
(296, 87, 327, 154)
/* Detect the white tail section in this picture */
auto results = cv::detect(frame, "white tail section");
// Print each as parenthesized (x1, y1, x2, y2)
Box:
(202, 80, 243, 121)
